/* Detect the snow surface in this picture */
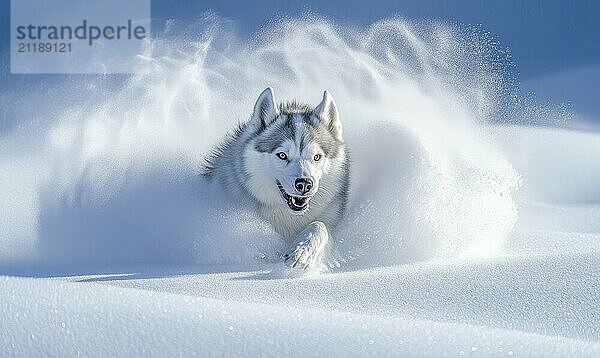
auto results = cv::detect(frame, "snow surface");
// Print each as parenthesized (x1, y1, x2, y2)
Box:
(1, 15, 599, 357)
(2, 254, 600, 357)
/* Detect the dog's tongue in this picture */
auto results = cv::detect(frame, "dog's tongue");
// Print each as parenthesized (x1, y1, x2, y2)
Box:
(292, 196, 309, 207)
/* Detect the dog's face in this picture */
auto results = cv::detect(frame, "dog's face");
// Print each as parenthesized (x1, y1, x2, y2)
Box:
(243, 88, 345, 213)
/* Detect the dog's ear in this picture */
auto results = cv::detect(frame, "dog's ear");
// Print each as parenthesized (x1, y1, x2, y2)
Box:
(313, 90, 342, 141)
(251, 87, 279, 130)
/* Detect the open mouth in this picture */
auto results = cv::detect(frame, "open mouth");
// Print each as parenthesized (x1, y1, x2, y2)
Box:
(276, 181, 311, 212)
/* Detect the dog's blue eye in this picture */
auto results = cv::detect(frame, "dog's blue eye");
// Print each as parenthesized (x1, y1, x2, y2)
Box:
(276, 152, 288, 160)
(313, 154, 322, 161)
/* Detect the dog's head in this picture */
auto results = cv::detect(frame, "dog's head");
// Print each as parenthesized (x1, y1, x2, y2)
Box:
(243, 87, 346, 213)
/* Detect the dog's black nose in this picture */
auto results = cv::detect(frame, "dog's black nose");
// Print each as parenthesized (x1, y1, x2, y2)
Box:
(294, 177, 313, 195)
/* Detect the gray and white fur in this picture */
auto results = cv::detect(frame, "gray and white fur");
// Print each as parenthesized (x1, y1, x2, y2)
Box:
(203, 87, 350, 269)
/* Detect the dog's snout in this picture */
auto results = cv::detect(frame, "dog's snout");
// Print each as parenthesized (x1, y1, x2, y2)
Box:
(294, 177, 313, 195)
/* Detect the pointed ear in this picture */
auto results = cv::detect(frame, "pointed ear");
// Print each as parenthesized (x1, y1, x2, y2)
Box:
(313, 90, 342, 141)
(251, 87, 279, 130)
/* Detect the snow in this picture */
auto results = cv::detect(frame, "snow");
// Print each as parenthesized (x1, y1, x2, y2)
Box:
(2, 254, 600, 357)
(1, 15, 600, 357)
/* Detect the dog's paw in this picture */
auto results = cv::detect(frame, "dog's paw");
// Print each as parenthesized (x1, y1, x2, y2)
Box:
(283, 221, 329, 270)
(283, 243, 315, 270)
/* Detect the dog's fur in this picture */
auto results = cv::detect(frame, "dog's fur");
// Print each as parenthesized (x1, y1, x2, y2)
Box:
(203, 88, 350, 269)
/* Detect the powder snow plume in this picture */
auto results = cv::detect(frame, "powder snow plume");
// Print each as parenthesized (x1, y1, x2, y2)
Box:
(0, 14, 521, 271)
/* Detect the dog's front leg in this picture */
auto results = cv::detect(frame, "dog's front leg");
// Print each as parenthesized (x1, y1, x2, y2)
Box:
(283, 221, 329, 270)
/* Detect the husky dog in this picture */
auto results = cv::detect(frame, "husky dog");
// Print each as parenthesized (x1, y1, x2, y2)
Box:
(203, 88, 350, 269)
